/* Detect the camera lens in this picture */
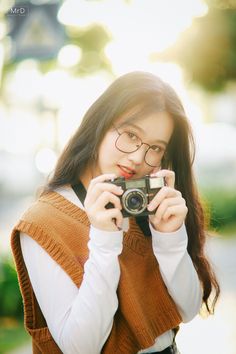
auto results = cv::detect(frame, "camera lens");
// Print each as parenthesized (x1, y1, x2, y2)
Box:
(127, 195, 143, 210)
(122, 189, 147, 215)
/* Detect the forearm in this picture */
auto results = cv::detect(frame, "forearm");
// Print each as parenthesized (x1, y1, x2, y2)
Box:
(20, 227, 123, 354)
(58, 227, 123, 354)
(151, 223, 203, 322)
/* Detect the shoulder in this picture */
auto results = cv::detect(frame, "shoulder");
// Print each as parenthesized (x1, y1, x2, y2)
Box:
(22, 190, 85, 225)
(12, 190, 89, 250)
(12, 191, 89, 286)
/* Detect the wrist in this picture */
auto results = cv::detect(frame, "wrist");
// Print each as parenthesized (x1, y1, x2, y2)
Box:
(150, 223, 188, 250)
(89, 225, 123, 252)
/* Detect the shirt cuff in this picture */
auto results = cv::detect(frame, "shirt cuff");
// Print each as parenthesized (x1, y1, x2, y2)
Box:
(89, 225, 123, 252)
(150, 223, 188, 252)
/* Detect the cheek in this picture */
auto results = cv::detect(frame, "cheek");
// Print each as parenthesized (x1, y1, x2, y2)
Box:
(151, 166, 161, 173)
(141, 164, 161, 177)
(144, 165, 155, 175)
(98, 136, 119, 161)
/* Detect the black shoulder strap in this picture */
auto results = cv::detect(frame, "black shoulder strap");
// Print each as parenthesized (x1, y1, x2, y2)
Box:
(71, 181, 87, 206)
(135, 216, 151, 236)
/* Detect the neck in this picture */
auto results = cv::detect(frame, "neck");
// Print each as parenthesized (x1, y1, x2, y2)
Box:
(80, 164, 98, 189)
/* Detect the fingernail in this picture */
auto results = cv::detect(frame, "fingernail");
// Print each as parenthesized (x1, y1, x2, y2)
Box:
(152, 171, 162, 177)
(147, 203, 154, 211)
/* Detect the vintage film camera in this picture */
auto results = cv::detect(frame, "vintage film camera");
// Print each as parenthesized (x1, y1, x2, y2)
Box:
(107, 175, 165, 217)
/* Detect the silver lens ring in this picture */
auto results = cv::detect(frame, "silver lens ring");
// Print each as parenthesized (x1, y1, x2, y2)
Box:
(122, 189, 147, 215)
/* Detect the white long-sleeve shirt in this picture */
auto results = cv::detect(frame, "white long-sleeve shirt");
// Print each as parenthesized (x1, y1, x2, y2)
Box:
(20, 186, 202, 354)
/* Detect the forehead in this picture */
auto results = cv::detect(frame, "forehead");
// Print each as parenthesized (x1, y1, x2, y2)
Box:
(115, 107, 174, 142)
(114, 101, 171, 125)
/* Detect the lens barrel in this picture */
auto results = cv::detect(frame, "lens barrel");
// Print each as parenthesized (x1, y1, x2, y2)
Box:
(122, 189, 147, 215)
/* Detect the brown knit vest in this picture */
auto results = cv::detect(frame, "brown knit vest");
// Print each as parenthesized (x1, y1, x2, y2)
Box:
(11, 191, 181, 354)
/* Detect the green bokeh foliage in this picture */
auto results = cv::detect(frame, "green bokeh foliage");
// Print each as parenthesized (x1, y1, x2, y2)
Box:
(0, 256, 23, 319)
(201, 187, 236, 233)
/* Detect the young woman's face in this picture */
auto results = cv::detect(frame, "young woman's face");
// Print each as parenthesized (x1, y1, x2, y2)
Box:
(95, 111, 174, 179)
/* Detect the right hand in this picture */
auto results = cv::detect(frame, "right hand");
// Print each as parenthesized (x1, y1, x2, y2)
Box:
(84, 174, 124, 232)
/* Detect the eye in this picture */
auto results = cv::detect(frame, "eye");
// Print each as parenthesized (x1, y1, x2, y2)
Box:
(126, 131, 139, 141)
(150, 145, 163, 153)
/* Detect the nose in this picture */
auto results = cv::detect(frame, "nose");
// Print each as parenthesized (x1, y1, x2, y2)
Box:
(127, 145, 147, 165)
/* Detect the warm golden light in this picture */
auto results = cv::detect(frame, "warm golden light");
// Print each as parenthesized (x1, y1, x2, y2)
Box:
(57, 44, 82, 68)
(35, 148, 57, 174)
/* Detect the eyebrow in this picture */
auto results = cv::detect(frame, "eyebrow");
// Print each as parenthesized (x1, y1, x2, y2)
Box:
(118, 122, 168, 147)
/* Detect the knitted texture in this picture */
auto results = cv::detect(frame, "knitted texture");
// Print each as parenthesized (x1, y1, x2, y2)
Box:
(11, 191, 182, 354)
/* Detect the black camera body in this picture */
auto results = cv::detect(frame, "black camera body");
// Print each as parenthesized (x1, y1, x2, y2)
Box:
(107, 175, 165, 217)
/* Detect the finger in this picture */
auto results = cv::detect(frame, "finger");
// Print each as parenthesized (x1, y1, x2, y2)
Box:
(94, 191, 122, 211)
(86, 182, 123, 205)
(88, 173, 117, 192)
(153, 196, 185, 221)
(151, 169, 175, 188)
(148, 186, 181, 211)
(92, 208, 123, 230)
(106, 208, 123, 229)
(162, 204, 188, 222)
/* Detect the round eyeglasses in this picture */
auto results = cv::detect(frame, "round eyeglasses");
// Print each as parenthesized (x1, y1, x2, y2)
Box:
(114, 127, 165, 167)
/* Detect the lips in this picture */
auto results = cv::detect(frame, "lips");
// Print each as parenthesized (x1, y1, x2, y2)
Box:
(117, 165, 135, 179)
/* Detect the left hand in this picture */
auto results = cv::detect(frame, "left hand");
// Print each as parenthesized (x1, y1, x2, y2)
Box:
(148, 169, 188, 233)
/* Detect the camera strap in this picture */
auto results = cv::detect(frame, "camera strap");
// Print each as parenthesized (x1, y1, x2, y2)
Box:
(135, 216, 151, 237)
(71, 181, 151, 237)
(71, 181, 87, 206)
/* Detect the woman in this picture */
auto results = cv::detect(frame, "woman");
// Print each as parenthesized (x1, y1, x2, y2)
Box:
(11, 71, 220, 354)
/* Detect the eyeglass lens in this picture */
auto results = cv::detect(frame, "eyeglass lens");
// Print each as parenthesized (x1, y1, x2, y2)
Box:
(116, 131, 162, 167)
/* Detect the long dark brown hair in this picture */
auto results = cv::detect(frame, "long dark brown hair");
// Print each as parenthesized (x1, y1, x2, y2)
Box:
(43, 71, 220, 314)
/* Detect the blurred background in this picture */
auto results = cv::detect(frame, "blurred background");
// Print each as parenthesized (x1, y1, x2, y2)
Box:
(0, 0, 236, 353)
